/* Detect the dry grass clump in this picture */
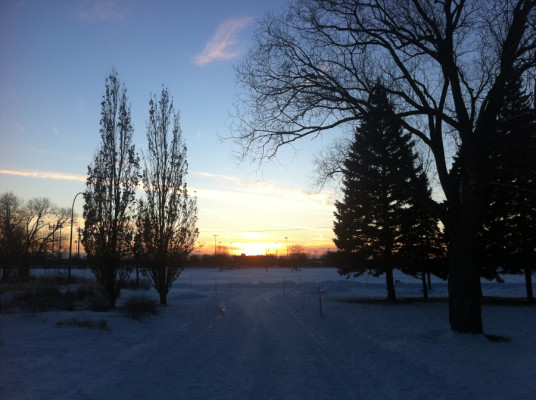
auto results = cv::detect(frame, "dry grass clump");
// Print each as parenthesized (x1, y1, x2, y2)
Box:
(56, 317, 111, 331)
(122, 295, 158, 321)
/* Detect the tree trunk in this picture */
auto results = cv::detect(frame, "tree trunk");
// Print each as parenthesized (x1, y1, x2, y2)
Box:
(525, 267, 534, 304)
(448, 236, 483, 334)
(159, 291, 167, 306)
(386, 268, 396, 301)
(104, 271, 120, 310)
(18, 261, 30, 281)
(422, 271, 428, 300)
(2, 266, 10, 282)
(427, 272, 432, 291)
(446, 137, 486, 334)
(108, 295, 117, 309)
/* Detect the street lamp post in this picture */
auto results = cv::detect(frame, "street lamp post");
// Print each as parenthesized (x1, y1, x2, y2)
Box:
(48, 224, 55, 272)
(285, 236, 289, 267)
(68, 192, 84, 280)
(49, 224, 55, 256)
(77, 228, 82, 261)
(213, 234, 218, 255)
(58, 223, 63, 259)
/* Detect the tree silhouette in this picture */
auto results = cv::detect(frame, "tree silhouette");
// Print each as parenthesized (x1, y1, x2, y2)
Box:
(334, 86, 432, 301)
(0, 192, 24, 281)
(135, 87, 199, 305)
(398, 184, 447, 300)
(479, 76, 536, 302)
(233, 0, 536, 333)
(0, 193, 69, 281)
(83, 70, 140, 309)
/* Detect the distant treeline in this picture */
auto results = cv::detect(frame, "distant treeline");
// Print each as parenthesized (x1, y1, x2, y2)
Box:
(187, 252, 327, 270)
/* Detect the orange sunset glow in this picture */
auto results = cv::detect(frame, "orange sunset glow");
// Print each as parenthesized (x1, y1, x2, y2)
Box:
(0, 0, 338, 260)
(191, 172, 337, 256)
(197, 228, 335, 256)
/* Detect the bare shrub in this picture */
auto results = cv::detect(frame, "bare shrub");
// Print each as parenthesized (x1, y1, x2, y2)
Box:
(16, 284, 64, 313)
(5, 276, 110, 313)
(122, 295, 158, 321)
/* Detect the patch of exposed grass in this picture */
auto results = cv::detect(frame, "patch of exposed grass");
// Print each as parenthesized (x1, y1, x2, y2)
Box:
(485, 334, 512, 342)
(122, 295, 158, 321)
(3, 277, 110, 313)
(15, 283, 65, 313)
(56, 317, 111, 331)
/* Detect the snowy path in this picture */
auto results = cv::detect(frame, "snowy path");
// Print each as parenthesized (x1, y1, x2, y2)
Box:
(212, 289, 357, 400)
(2, 269, 535, 399)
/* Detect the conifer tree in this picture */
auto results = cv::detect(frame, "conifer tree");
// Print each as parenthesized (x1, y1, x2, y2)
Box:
(334, 85, 432, 301)
(398, 175, 447, 299)
(480, 76, 536, 302)
(83, 70, 140, 309)
(232, 0, 535, 333)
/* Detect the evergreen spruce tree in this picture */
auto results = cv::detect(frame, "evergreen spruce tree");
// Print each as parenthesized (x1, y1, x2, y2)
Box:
(480, 76, 536, 302)
(398, 174, 447, 299)
(334, 85, 435, 301)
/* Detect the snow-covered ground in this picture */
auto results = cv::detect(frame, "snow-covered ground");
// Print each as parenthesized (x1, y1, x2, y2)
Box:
(1, 267, 535, 400)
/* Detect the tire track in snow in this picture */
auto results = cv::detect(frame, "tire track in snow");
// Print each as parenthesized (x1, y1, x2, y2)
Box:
(238, 289, 359, 400)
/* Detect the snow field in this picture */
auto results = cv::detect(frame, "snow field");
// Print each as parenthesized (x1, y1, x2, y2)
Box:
(1, 267, 535, 400)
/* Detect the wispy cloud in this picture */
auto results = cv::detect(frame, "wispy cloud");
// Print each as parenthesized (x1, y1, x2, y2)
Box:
(193, 171, 333, 208)
(194, 17, 255, 66)
(191, 171, 335, 245)
(0, 169, 86, 183)
(75, 0, 128, 22)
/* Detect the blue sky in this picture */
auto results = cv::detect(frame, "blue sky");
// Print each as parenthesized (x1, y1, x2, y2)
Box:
(0, 0, 339, 255)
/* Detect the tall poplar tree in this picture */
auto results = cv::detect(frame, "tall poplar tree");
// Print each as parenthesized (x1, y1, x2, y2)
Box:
(135, 87, 199, 305)
(83, 70, 140, 309)
(334, 86, 427, 301)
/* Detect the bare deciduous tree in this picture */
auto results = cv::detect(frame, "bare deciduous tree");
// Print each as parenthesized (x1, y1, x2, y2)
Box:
(312, 135, 351, 192)
(22, 200, 70, 275)
(83, 70, 140, 309)
(232, 0, 536, 333)
(135, 87, 199, 305)
(0, 192, 24, 281)
(288, 245, 308, 271)
(0, 192, 69, 280)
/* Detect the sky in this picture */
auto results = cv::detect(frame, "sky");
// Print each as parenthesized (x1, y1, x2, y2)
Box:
(0, 0, 341, 256)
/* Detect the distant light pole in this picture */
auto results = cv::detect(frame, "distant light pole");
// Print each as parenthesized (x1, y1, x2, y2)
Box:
(285, 236, 289, 261)
(77, 228, 82, 261)
(58, 223, 63, 259)
(68, 192, 84, 279)
(49, 224, 56, 257)
(213, 234, 218, 255)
